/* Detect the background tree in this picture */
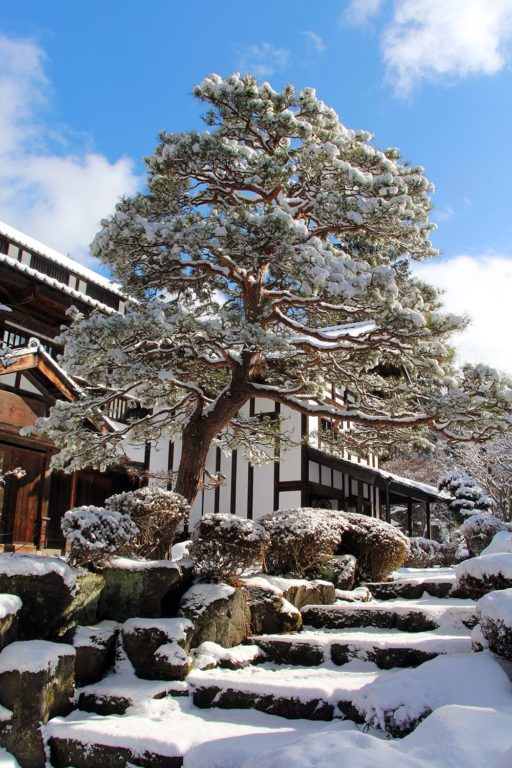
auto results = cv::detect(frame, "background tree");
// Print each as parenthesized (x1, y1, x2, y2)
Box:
(40, 73, 512, 504)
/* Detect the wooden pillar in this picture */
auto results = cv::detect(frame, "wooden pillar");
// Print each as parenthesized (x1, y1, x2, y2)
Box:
(385, 482, 391, 523)
(426, 500, 431, 539)
(407, 497, 413, 538)
(37, 450, 52, 550)
(357, 481, 363, 515)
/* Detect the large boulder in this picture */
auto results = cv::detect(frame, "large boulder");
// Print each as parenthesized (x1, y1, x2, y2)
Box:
(178, 583, 251, 648)
(241, 578, 302, 634)
(455, 553, 512, 599)
(0, 594, 22, 650)
(0, 640, 75, 768)
(337, 513, 408, 582)
(73, 621, 119, 687)
(0, 554, 79, 640)
(97, 558, 182, 622)
(121, 617, 193, 680)
(476, 589, 512, 661)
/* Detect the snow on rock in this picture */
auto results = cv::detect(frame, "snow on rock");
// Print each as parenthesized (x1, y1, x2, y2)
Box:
(350, 652, 511, 735)
(481, 530, 512, 555)
(0, 640, 75, 675)
(0, 554, 77, 591)
(73, 620, 119, 649)
(0, 595, 22, 620)
(191, 641, 262, 670)
(455, 553, 512, 598)
(122, 617, 193, 644)
(180, 583, 235, 616)
(476, 588, 512, 660)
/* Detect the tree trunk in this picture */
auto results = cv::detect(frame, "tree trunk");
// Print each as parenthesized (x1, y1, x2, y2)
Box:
(174, 382, 250, 509)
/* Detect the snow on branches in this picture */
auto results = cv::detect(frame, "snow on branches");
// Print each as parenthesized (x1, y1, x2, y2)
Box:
(37, 73, 512, 502)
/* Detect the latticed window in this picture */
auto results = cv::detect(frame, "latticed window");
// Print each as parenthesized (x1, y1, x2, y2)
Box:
(30, 253, 69, 285)
(85, 283, 119, 310)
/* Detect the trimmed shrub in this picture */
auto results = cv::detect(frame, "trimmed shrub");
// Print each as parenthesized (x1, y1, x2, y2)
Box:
(189, 513, 270, 582)
(337, 512, 408, 581)
(105, 486, 190, 560)
(459, 513, 511, 557)
(61, 506, 138, 568)
(405, 537, 459, 568)
(439, 471, 491, 523)
(260, 508, 346, 577)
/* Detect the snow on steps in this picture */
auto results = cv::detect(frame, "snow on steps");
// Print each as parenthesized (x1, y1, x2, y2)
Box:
(301, 596, 476, 632)
(189, 652, 510, 737)
(251, 626, 473, 669)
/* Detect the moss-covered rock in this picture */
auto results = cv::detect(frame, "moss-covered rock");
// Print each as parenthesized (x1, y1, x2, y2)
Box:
(0, 640, 75, 768)
(121, 617, 193, 680)
(0, 594, 21, 651)
(97, 559, 182, 622)
(179, 584, 251, 648)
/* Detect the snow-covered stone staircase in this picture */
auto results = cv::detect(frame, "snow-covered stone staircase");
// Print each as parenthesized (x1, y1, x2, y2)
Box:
(46, 571, 482, 766)
(188, 572, 477, 732)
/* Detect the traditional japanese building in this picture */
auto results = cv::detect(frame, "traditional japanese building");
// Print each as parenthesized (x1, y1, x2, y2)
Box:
(0, 221, 446, 551)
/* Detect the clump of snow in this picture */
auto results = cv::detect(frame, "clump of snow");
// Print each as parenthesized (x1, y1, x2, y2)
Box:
(155, 641, 190, 666)
(192, 641, 261, 670)
(481, 530, 512, 555)
(477, 588, 512, 626)
(61, 505, 138, 568)
(73, 620, 119, 649)
(0, 553, 77, 591)
(189, 514, 270, 581)
(0, 594, 22, 620)
(122, 617, 192, 644)
(455, 553, 512, 582)
(0, 640, 75, 675)
(172, 540, 191, 561)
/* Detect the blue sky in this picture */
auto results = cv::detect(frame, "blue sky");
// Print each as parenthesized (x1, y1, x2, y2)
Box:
(1, 0, 512, 371)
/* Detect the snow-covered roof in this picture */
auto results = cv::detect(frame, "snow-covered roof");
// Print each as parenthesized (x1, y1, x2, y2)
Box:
(0, 342, 83, 395)
(377, 468, 450, 500)
(0, 252, 118, 314)
(0, 220, 123, 296)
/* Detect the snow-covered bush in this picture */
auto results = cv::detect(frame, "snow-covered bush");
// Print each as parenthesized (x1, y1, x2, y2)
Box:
(260, 508, 345, 578)
(105, 486, 190, 559)
(476, 588, 512, 661)
(405, 537, 459, 568)
(455, 552, 512, 598)
(439, 470, 491, 523)
(61, 505, 139, 567)
(459, 513, 511, 557)
(189, 513, 270, 582)
(481, 530, 512, 555)
(337, 512, 408, 581)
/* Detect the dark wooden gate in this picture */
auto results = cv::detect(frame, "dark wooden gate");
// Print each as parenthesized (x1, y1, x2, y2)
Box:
(0, 444, 46, 546)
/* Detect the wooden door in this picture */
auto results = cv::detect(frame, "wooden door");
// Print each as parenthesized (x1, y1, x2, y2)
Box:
(0, 444, 46, 545)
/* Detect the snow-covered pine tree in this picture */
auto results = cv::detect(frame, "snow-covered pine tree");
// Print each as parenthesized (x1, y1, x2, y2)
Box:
(439, 470, 492, 522)
(40, 74, 512, 504)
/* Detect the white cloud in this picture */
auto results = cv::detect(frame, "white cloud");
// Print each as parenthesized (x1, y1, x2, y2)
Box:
(345, 0, 512, 96)
(344, 0, 384, 26)
(414, 254, 512, 375)
(237, 42, 290, 78)
(0, 34, 141, 265)
(302, 31, 326, 54)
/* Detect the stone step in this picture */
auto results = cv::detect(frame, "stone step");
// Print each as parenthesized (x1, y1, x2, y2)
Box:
(301, 598, 476, 632)
(365, 576, 458, 600)
(48, 736, 183, 768)
(188, 651, 506, 738)
(77, 675, 188, 715)
(252, 627, 472, 669)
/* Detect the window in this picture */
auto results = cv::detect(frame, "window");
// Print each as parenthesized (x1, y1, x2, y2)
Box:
(85, 283, 120, 310)
(0, 236, 9, 255)
(30, 253, 69, 285)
